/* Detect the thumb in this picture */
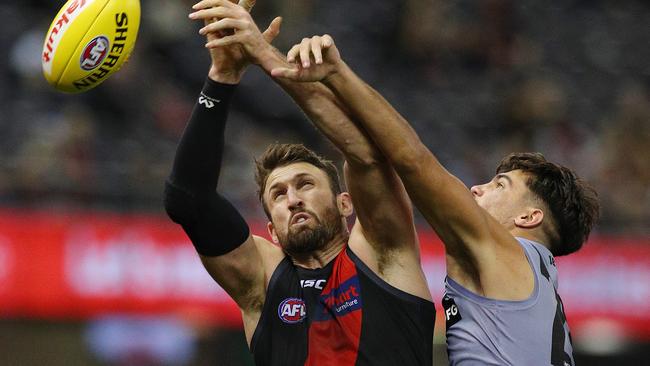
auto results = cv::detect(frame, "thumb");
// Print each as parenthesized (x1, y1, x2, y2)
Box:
(262, 17, 283, 43)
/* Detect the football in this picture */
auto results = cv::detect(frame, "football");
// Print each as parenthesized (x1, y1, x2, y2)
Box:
(42, 0, 141, 93)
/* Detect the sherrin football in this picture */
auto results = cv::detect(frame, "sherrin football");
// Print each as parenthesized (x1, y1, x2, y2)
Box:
(42, 0, 141, 93)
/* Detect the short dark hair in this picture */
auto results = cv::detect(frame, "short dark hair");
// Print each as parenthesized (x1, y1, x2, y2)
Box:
(496, 152, 599, 256)
(255, 143, 342, 217)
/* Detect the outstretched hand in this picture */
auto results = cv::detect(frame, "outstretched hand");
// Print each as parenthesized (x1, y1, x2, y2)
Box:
(270, 35, 342, 82)
(189, 0, 282, 83)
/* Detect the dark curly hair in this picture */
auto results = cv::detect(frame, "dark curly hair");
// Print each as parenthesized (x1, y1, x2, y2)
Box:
(496, 152, 599, 256)
(255, 143, 342, 218)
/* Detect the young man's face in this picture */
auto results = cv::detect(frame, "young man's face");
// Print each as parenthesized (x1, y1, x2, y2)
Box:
(470, 169, 538, 230)
(264, 162, 348, 255)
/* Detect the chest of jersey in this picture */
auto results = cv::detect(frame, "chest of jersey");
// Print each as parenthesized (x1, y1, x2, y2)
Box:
(252, 249, 362, 365)
(250, 248, 435, 366)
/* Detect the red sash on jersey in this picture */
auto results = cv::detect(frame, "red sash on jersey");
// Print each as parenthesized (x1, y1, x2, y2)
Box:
(304, 251, 363, 365)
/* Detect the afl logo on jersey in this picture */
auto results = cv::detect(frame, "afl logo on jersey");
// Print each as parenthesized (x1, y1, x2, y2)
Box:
(80, 36, 110, 71)
(278, 298, 306, 324)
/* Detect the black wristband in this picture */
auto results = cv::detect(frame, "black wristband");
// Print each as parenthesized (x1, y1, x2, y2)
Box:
(200, 77, 238, 107)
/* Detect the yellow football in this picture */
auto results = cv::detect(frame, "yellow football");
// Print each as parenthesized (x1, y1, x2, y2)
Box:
(42, 0, 141, 93)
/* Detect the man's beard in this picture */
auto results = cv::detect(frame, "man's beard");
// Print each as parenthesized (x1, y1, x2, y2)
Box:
(277, 203, 345, 256)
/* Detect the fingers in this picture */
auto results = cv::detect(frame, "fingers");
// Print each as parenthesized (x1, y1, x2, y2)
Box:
(192, 0, 236, 10)
(205, 33, 240, 48)
(299, 38, 311, 68)
(322, 34, 334, 48)
(286, 35, 334, 67)
(310, 36, 323, 64)
(190, 6, 238, 21)
(262, 17, 282, 43)
(199, 18, 248, 35)
(287, 44, 300, 63)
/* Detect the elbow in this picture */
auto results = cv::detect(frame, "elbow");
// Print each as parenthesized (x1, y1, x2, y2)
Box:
(342, 141, 385, 168)
(163, 181, 199, 225)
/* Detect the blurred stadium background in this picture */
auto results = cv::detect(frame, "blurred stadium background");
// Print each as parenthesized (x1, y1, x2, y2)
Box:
(1, 0, 649, 365)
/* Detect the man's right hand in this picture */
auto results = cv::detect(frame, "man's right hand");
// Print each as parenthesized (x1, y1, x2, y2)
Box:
(270, 35, 343, 83)
(190, 0, 281, 83)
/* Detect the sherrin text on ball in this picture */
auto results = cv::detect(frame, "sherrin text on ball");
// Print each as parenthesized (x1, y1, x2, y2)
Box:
(42, 0, 140, 93)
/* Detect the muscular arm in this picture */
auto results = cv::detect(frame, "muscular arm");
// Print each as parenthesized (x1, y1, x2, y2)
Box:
(164, 0, 295, 316)
(285, 81, 419, 259)
(163, 79, 269, 312)
(272, 37, 522, 293)
(266, 62, 429, 301)
(324, 67, 497, 273)
(192, 3, 419, 259)
(334, 67, 534, 297)
(259, 48, 418, 256)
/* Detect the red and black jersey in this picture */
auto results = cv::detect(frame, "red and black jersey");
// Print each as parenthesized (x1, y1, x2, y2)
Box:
(250, 246, 435, 366)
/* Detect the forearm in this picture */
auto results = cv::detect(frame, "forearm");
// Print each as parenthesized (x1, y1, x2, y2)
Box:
(323, 63, 432, 173)
(323, 65, 499, 260)
(276, 63, 417, 250)
(285, 81, 382, 165)
(280, 71, 417, 252)
(258, 47, 381, 164)
(167, 78, 236, 193)
(164, 79, 249, 256)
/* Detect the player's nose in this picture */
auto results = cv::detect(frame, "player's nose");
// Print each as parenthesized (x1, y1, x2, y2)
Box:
(470, 185, 483, 197)
(287, 188, 304, 209)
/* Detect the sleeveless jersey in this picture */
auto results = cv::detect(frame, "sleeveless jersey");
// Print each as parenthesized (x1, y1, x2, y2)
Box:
(250, 246, 436, 366)
(443, 237, 574, 365)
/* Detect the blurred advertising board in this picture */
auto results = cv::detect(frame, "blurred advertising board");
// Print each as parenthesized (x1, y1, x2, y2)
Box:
(1, 208, 649, 339)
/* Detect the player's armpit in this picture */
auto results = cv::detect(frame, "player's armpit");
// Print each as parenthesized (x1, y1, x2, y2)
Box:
(344, 160, 418, 260)
(400, 151, 528, 295)
(199, 235, 282, 313)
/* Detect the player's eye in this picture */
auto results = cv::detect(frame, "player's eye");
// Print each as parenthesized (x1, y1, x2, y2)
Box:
(298, 180, 314, 189)
(272, 190, 286, 200)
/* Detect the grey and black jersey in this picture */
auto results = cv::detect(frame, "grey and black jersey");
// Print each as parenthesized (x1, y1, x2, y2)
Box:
(444, 237, 574, 366)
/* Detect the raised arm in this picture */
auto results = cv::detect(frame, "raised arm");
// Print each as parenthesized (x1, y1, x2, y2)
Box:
(274, 78, 419, 259)
(189, 1, 420, 268)
(164, 0, 285, 326)
(272, 36, 524, 294)
(268, 50, 419, 261)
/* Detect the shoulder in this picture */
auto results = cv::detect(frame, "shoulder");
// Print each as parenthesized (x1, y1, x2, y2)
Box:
(516, 237, 558, 283)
